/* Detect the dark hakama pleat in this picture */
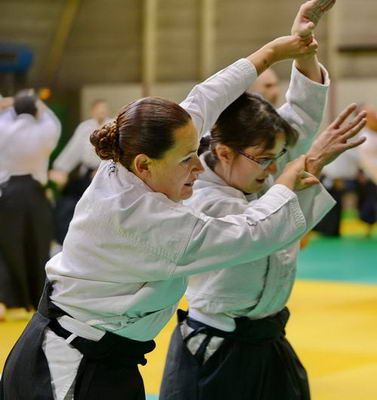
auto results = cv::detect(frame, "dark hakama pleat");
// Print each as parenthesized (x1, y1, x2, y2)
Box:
(160, 309, 310, 400)
(0, 175, 53, 309)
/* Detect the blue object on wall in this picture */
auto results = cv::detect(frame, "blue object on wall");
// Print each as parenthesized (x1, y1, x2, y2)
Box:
(0, 43, 33, 73)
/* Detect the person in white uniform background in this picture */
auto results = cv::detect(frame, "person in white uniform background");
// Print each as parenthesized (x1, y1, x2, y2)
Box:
(0, 33, 321, 400)
(247, 67, 281, 106)
(0, 93, 61, 321)
(357, 105, 377, 236)
(49, 99, 112, 244)
(314, 142, 361, 236)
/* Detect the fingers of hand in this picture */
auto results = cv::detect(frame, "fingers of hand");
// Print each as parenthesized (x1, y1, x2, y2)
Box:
(330, 103, 358, 129)
(298, 27, 315, 42)
(299, 39, 318, 55)
(301, 177, 320, 187)
(301, 171, 320, 184)
(341, 116, 367, 139)
(344, 136, 367, 149)
(296, 171, 320, 190)
(305, 0, 336, 23)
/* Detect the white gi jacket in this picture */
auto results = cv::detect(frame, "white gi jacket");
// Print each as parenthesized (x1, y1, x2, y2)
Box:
(185, 155, 335, 331)
(46, 59, 320, 342)
(185, 64, 335, 331)
(53, 118, 112, 174)
(0, 106, 61, 185)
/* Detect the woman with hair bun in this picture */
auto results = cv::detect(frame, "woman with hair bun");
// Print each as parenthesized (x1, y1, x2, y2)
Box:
(1, 29, 323, 400)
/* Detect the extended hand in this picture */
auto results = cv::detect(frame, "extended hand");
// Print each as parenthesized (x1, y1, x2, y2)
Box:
(276, 155, 319, 191)
(291, 0, 336, 39)
(306, 104, 367, 177)
(269, 35, 318, 63)
(247, 35, 318, 75)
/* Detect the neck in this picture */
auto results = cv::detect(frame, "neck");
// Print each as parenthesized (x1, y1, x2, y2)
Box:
(213, 161, 230, 185)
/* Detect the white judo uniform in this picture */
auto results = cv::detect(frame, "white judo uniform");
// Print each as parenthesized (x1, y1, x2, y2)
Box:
(37, 59, 330, 399)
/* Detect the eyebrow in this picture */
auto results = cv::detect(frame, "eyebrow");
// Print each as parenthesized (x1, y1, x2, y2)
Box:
(183, 149, 198, 157)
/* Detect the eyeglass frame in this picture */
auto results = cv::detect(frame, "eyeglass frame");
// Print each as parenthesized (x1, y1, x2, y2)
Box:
(238, 148, 287, 169)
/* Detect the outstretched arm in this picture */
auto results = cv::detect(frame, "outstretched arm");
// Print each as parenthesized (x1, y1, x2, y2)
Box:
(181, 35, 317, 137)
(291, 0, 336, 83)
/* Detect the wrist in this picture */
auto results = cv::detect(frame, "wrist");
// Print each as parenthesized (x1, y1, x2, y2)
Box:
(275, 174, 295, 191)
(294, 56, 323, 84)
(266, 40, 282, 64)
(247, 44, 275, 75)
(305, 155, 323, 177)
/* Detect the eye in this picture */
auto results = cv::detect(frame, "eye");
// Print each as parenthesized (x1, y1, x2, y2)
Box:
(181, 156, 193, 164)
(256, 157, 273, 162)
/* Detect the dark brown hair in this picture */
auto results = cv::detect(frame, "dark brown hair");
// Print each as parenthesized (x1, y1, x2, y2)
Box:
(90, 97, 191, 169)
(14, 95, 37, 117)
(201, 93, 298, 162)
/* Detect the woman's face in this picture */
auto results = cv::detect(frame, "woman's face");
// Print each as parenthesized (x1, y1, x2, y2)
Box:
(143, 120, 204, 202)
(219, 132, 286, 194)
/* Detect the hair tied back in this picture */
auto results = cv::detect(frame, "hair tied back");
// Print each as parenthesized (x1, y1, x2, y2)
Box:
(90, 120, 121, 162)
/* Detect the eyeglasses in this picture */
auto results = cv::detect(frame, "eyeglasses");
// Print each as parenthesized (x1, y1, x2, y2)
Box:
(238, 148, 287, 169)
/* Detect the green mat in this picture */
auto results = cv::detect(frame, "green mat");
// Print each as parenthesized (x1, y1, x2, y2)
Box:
(298, 236, 377, 283)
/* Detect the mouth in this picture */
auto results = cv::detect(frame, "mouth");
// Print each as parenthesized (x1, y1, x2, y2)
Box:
(184, 180, 196, 187)
(255, 178, 266, 184)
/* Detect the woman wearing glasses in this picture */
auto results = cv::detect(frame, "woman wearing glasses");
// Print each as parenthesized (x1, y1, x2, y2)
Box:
(160, 96, 367, 400)
(159, 4, 366, 399)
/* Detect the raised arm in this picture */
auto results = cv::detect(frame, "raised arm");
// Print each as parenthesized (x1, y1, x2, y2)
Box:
(291, 0, 336, 83)
(274, 0, 336, 176)
(180, 36, 317, 138)
(275, 61, 330, 177)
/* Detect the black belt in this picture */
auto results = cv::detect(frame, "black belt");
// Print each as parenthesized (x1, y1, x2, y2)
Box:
(180, 307, 289, 344)
(38, 281, 155, 366)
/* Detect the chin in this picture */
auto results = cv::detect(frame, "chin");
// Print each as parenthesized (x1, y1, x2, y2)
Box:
(244, 183, 262, 194)
(180, 188, 194, 201)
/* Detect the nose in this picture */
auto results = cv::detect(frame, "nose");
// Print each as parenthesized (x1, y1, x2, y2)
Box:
(265, 160, 277, 175)
(192, 155, 205, 174)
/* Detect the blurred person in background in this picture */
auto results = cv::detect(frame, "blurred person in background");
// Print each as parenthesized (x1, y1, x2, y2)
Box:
(314, 144, 361, 236)
(49, 99, 111, 244)
(357, 104, 377, 237)
(247, 67, 281, 106)
(0, 93, 61, 321)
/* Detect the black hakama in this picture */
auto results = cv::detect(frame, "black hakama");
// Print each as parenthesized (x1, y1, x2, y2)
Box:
(160, 309, 310, 400)
(0, 175, 53, 309)
(0, 283, 155, 399)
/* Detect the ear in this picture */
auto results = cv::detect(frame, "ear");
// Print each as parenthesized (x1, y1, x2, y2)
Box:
(133, 154, 152, 178)
(214, 144, 236, 164)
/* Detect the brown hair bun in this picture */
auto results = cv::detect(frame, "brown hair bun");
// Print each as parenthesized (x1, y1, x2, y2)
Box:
(90, 120, 121, 161)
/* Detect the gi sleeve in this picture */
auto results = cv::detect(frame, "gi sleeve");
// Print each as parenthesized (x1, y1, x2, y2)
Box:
(276, 62, 330, 175)
(53, 121, 87, 173)
(180, 59, 257, 137)
(295, 183, 336, 233)
(172, 184, 307, 277)
(35, 107, 61, 150)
